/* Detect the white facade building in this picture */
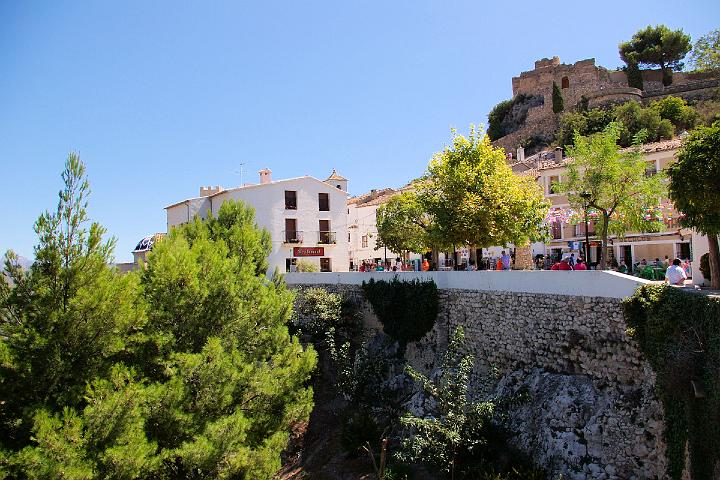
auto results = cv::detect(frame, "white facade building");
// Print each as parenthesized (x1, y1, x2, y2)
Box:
(165, 169, 349, 274)
(347, 188, 404, 270)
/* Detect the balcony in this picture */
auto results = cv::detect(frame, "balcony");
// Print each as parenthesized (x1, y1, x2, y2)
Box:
(318, 231, 337, 244)
(283, 230, 304, 244)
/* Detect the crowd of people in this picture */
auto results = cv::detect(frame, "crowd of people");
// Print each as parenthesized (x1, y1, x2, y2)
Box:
(353, 251, 691, 286)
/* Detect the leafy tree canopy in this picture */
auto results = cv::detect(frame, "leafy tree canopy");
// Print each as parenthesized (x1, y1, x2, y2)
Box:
(418, 126, 550, 249)
(376, 190, 440, 256)
(619, 25, 692, 85)
(689, 28, 720, 72)
(0, 155, 316, 479)
(666, 122, 720, 288)
(556, 124, 666, 269)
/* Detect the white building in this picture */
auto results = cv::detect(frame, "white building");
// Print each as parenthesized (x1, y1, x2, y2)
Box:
(165, 169, 349, 274)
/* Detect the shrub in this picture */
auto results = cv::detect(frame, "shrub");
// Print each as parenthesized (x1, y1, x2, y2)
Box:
(396, 327, 497, 479)
(558, 111, 588, 148)
(487, 99, 513, 141)
(296, 259, 319, 272)
(362, 277, 438, 353)
(613, 101, 673, 146)
(651, 96, 699, 132)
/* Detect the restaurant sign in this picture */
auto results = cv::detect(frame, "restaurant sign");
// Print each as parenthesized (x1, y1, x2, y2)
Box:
(293, 247, 324, 257)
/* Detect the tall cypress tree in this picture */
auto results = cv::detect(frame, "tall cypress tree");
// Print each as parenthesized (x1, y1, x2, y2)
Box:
(552, 81, 564, 113)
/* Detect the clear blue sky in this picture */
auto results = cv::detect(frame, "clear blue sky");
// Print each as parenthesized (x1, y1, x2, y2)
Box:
(1, 1, 717, 262)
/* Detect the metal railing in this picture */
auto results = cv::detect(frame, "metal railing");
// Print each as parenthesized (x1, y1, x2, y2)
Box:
(283, 230, 304, 244)
(318, 231, 337, 244)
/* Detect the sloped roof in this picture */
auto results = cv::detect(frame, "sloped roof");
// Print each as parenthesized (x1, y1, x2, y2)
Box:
(326, 169, 347, 181)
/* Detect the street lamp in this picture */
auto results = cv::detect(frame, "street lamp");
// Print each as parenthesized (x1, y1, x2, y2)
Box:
(580, 192, 592, 265)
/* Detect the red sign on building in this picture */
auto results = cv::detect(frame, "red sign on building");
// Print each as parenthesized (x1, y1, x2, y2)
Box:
(293, 247, 324, 257)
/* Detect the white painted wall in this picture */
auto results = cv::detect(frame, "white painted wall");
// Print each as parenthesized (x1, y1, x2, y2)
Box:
(284, 270, 655, 299)
(691, 231, 710, 286)
(347, 203, 404, 267)
(166, 176, 349, 273)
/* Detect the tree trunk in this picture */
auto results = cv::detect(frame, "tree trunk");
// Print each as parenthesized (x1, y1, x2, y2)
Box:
(431, 247, 439, 271)
(708, 234, 720, 290)
(600, 215, 610, 270)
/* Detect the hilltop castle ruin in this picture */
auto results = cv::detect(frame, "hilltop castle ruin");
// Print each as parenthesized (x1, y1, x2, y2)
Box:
(493, 56, 720, 156)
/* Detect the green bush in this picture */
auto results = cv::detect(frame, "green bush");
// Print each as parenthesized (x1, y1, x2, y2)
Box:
(296, 259, 319, 272)
(613, 101, 673, 146)
(623, 285, 720, 479)
(362, 277, 439, 353)
(651, 96, 699, 132)
(488, 99, 513, 141)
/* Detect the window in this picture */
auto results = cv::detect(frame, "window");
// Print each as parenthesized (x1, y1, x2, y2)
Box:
(362, 235, 368, 248)
(561, 76, 569, 89)
(285, 218, 300, 243)
(336, 184, 342, 189)
(285, 258, 297, 272)
(320, 258, 331, 272)
(552, 220, 562, 240)
(285, 190, 297, 210)
(319, 220, 334, 244)
(348, 233, 351, 242)
(318, 192, 329, 211)
(548, 175, 560, 194)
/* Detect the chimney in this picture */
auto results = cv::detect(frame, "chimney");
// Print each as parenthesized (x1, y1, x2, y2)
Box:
(258, 168, 272, 185)
(554, 147, 563, 163)
(516, 147, 525, 163)
(200, 185, 224, 197)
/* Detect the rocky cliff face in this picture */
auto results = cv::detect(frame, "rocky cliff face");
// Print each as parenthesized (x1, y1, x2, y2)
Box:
(493, 368, 666, 480)
(291, 284, 671, 479)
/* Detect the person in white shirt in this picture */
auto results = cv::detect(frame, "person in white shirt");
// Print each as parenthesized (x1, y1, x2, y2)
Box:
(665, 258, 687, 286)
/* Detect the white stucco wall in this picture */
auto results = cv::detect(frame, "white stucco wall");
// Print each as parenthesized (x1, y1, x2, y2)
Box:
(166, 177, 349, 273)
(691, 231, 710, 286)
(284, 270, 655, 299)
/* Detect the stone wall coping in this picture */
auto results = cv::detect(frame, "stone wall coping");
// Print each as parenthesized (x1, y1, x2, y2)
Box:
(284, 270, 655, 299)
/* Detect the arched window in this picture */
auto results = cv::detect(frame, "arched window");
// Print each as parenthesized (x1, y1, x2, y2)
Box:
(561, 76, 569, 89)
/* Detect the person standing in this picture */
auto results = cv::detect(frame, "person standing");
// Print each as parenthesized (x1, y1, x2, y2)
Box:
(569, 253, 576, 268)
(574, 259, 587, 270)
(501, 251, 511, 271)
(665, 258, 687, 286)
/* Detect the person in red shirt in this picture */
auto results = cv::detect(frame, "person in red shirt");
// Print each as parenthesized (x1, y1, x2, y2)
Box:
(574, 259, 587, 270)
(551, 257, 574, 270)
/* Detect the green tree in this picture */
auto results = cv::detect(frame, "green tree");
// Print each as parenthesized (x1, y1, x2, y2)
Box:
(556, 124, 666, 269)
(613, 101, 674, 146)
(552, 81, 564, 113)
(376, 190, 439, 260)
(558, 111, 588, 148)
(619, 25, 692, 86)
(418, 126, 549, 255)
(650, 95, 698, 132)
(396, 327, 495, 479)
(666, 122, 720, 289)
(0, 156, 317, 479)
(487, 99, 513, 141)
(688, 28, 720, 72)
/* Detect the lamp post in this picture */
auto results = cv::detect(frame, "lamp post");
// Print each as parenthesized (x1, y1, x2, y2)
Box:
(580, 192, 592, 265)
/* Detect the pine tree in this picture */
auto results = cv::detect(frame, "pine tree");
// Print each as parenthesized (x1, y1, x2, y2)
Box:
(1, 155, 316, 479)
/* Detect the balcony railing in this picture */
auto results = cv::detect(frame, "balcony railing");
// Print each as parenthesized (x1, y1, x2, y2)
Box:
(318, 231, 337, 244)
(283, 230, 304, 244)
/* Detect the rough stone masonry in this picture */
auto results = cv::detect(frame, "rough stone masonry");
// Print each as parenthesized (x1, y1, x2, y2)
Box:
(292, 284, 668, 480)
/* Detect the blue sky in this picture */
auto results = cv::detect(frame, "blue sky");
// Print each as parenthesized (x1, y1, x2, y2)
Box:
(1, 1, 717, 262)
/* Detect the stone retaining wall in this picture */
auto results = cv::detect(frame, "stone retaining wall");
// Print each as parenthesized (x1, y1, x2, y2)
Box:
(290, 282, 668, 479)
